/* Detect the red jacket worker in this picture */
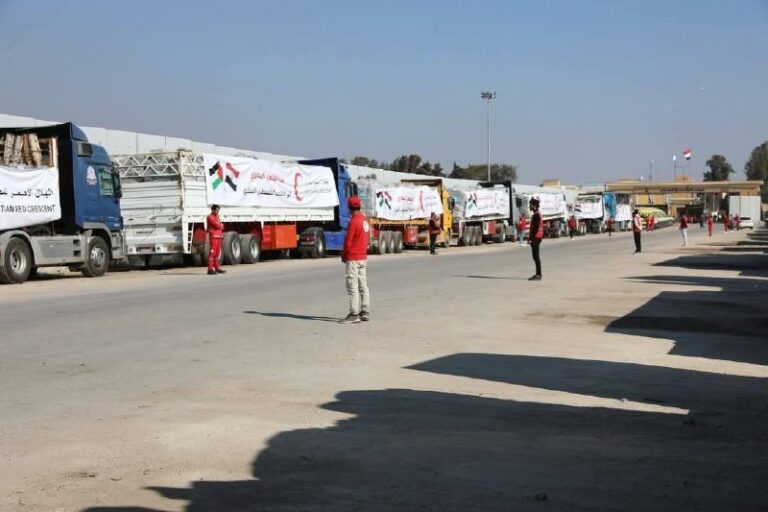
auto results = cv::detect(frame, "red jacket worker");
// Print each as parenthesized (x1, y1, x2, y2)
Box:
(528, 198, 544, 280)
(207, 204, 225, 275)
(707, 215, 714, 237)
(340, 196, 371, 324)
(568, 215, 577, 239)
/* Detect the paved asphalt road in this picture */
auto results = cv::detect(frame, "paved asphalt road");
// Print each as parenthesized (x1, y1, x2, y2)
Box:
(2, 226, 767, 511)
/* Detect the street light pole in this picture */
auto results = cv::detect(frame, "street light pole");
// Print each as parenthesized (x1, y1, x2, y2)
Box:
(649, 160, 654, 182)
(481, 91, 496, 181)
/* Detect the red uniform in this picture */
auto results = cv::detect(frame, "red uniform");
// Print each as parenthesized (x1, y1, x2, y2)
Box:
(529, 211, 544, 240)
(568, 217, 577, 230)
(723, 216, 729, 232)
(707, 216, 714, 236)
(428, 217, 441, 235)
(342, 212, 369, 262)
(680, 215, 688, 229)
(517, 217, 527, 233)
(207, 212, 224, 271)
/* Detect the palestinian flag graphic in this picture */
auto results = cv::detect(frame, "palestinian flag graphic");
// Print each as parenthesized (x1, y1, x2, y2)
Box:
(467, 192, 478, 210)
(376, 190, 392, 210)
(208, 161, 240, 191)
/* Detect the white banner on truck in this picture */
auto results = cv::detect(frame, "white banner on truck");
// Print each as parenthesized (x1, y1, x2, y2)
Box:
(534, 193, 566, 218)
(575, 200, 603, 219)
(463, 189, 510, 218)
(374, 186, 443, 221)
(0, 166, 61, 230)
(203, 154, 338, 208)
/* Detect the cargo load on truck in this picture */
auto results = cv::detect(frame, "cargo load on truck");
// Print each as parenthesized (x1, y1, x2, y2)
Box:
(356, 177, 451, 254)
(0, 123, 124, 284)
(450, 184, 511, 245)
(115, 151, 345, 266)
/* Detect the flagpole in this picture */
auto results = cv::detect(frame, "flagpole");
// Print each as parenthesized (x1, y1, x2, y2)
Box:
(673, 155, 677, 181)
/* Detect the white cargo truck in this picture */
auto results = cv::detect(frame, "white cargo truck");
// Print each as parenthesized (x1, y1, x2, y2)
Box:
(114, 151, 342, 267)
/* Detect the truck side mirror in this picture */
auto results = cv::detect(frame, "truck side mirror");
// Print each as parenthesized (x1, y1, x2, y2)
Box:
(448, 197, 455, 211)
(113, 172, 123, 199)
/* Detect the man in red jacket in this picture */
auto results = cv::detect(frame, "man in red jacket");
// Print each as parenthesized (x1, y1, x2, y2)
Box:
(207, 204, 226, 275)
(340, 196, 371, 323)
(568, 215, 577, 239)
(528, 198, 544, 280)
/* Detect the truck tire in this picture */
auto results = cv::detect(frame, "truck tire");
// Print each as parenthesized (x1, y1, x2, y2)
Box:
(387, 231, 396, 253)
(551, 221, 561, 238)
(309, 229, 326, 259)
(0, 237, 33, 284)
(81, 236, 110, 278)
(393, 231, 404, 253)
(240, 234, 261, 264)
(460, 227, 470, 247)
(221, 231, 242, 265)
(379, 231, 391, 254)
(472, 226, 481, 246)
(495, 227, 505, 243)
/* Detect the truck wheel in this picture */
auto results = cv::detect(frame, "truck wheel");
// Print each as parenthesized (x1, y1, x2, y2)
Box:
(460, 227, 470, 247)
(393, 231, 404, 253)
(309, 229, 326, 259)
(551, 221, 561, 238)
(379, 231, 390, 254)
(240, 234, 261, 264)
(471, 226, 481, 246)
(387, 231, 396, 253)
(495, 228, 505, 243)
(222, 231, 242, 265)
(0, 237, 33, 284)
(81, 236, 110, 278)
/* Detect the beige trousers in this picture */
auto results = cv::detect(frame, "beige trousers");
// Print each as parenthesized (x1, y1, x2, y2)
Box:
(345, 260, 370, 315)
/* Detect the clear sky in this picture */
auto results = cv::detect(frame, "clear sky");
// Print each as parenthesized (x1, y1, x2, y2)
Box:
(1, 0, 766, 184)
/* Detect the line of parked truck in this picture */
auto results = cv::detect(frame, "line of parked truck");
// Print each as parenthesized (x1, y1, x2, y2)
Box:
(0, 122, 692, 284)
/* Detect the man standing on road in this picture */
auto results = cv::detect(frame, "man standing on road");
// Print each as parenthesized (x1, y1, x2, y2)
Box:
(679, 213, 689, 246)
(340, 196, 371, 324)
(528, 198, 544, 280)
(568, 214, 577, 239)
(707, 214, 714, 237)
(606, 216, 614, 237)
(517, 215, 527, 246)
(723, 214, 729, 233)
(428, 212, 441, 255)
(207, 204, 226, 275)
(632, 209, 642, 254)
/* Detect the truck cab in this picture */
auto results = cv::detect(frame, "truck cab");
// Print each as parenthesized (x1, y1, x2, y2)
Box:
(0, 123, 124, 283)
(297, 157, 357, 253)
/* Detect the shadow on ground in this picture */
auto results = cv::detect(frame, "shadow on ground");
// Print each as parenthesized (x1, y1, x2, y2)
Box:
(82, 236, 768, 512)
(83, 356, 768, 512)
(243, 311, 339, 322)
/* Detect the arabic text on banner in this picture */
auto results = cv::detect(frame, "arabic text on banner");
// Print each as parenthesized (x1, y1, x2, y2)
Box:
(536, 193, 566, 217)
(460, 189, 510, 219)
(0, 166, 61, 230)
(373, 186, 443, 221)
(203, 154, 339, 208)
(575, 200, 603, 219)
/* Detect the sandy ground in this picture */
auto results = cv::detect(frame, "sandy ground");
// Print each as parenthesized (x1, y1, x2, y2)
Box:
(1, 225, 767, 511)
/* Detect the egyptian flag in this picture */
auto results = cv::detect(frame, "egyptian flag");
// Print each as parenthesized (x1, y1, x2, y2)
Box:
(683, 148, 692, 160)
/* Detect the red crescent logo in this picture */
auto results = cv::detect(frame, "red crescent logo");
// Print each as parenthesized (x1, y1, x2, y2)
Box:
(294, 172, 303, 201)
